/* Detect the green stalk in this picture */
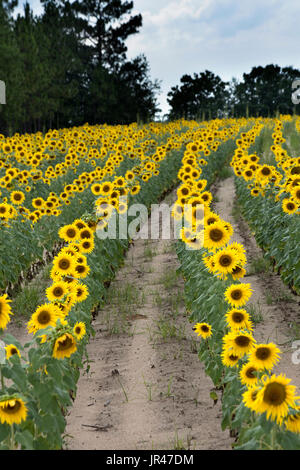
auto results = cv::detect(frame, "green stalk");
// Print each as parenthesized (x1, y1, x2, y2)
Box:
(0, 365, 4, 391)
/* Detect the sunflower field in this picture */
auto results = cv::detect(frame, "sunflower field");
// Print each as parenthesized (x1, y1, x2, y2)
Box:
(0, 116, 299, 450)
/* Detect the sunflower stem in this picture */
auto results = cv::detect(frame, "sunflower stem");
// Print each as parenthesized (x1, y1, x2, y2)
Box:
(10, 424, 15, 450)
(268, 425, 276, 450)
(0, 365, 4, 391)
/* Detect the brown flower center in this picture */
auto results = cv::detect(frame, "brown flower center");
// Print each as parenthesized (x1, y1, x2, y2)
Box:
(255, 347, 271, 361)
(66, 228, 76, 238)
(246, 366, 257, 378)
(261, 167, 271, 176)
(80, 230, 91, 239)
(201, 325, 209, 333)
(2, 400, 21, 414)
(209, 228, 223, 242)
(229, 354, 239, 361)
(232, 311, 245, 323)
(53, 287, 64, 298)
(57, 335, 74, 351)
(59, 259, 71, 270)
(37, 310, 51, 325)
(76, 265, 86, 274)
(234, 335, 251, 348)
(219, 255, 233, 267)
(287, 203, 295, 211)
(231, 289, 243, 300)
(263, 382, 286, 406)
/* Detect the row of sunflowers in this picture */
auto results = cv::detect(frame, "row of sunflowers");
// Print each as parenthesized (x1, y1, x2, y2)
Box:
(0, 121, 183, 292)
(0, 116, 244, 449)
(0, 120, 192, 449)
(233, 116, 300, 292)
(174, 116, 300, 449)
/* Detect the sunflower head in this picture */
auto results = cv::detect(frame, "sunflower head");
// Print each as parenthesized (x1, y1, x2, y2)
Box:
(193, 322, 212, 339)
(53, 333, 77, 360)
(0, 396, 28, 425)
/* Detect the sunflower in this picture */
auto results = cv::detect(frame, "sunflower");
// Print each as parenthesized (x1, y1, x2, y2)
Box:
(224, 283, 253, 307)
(5, 344, 21, 360)
(184, 235, 203, 251)
(221, 348, 240, 368)
(250, 187, 260, 198)
(73, 219, 87, 230)
(243, 386, 260, 412)
(177, 184, 190, 198)
(46, 281, 70, 302)
(62, 243, 80, 257)
(27, 304, 62, 334)
(79, 227, 93, 240)
(248, 343, 281, 371)
(32, 197, 44, 209)
(257, 165, 274, 180)
(253, 374, 297, 424)
(228, 242, 247, 264)
(291, 186, 300, 204)
(0, 294, 13, 330)
(225, 308, 253, 331)
(78, 239, 95, 254)
(53, 333, 77, 360)
(91, 183, 102, 195)
(73, 321, 86, 340)
(10, 191, 25, 206)
(74, 262, 90, 279)
(58, 224, 79, 242)
(204, 221, 231, 251)
(204, 212, 220, 226)
(199, 191, 213, 206)
(0, 397, 27, 425)
(223, 330, 256, 358)
(231, 266, 246, 280)
(240, 362, 259, 387)
(131, 184, 140, 195)
(73, 283, 89, 303)
(282, 198, 298, 215)
(0, 203, 9, 219)
(202, 253, 215, 273)
(180, 227, 194, 244)
(100, 182, 113, 196)
(192, 322, 212, 339)
(213, 247, 239, 276)
(52, 253, 76, 277)
(285, 408, 300, 433)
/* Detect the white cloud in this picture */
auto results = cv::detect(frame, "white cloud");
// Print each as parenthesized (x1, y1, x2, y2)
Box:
(128, 0, 300, 116)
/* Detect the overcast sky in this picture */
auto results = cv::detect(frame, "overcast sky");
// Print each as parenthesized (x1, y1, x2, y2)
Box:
(16, 0, 300, 117)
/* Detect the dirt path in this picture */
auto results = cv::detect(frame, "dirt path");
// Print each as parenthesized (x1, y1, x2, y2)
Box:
(64, 190, 233, 450)
(213, 176, 300, 388)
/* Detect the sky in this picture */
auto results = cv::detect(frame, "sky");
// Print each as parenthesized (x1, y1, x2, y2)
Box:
(15, 0, 300, 118)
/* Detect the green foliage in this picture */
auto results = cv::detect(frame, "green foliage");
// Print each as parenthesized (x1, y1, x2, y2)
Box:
(175, 130, 300, 449)
(0, 134, 184, 449)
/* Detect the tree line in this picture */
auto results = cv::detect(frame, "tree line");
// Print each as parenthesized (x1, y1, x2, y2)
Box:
(0, 0, 161, 135)
(167, 65, 300, 121)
